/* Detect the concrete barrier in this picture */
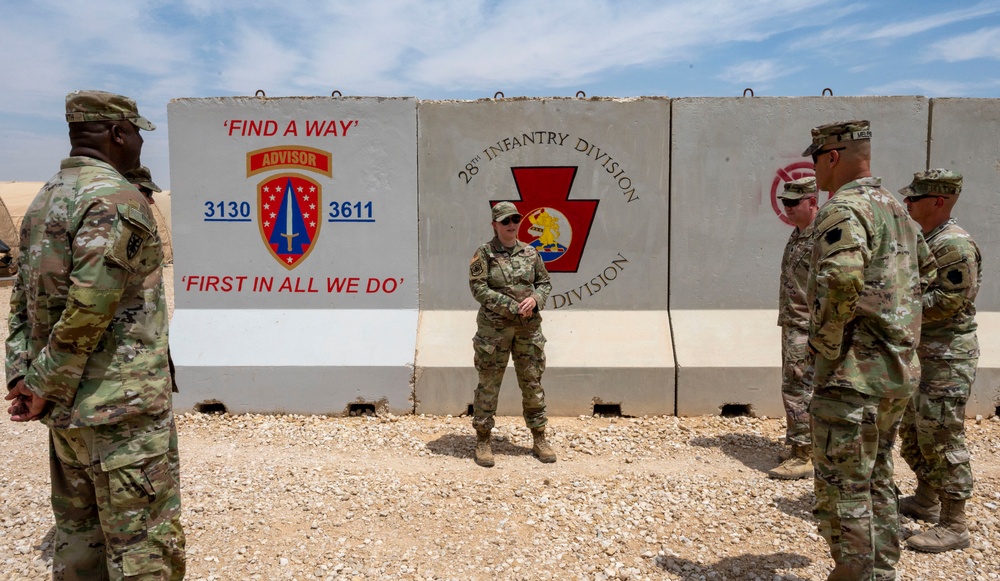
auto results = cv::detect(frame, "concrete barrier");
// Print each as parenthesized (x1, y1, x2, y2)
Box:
(670, 97, 930, 416)
(928, 98, 1000, 416)
(168, 96, 418, 414)
(415, 98, 673, 417)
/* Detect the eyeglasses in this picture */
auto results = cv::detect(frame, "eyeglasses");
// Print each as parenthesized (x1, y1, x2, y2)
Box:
(781, 198, 802, 208)
(498, 215, 522, 225)
(905, 194, 942, 203)
(811, 146, 846, 163)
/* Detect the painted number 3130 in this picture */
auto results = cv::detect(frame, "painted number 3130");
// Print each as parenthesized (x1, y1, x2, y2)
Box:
(204, 201, 252, 222)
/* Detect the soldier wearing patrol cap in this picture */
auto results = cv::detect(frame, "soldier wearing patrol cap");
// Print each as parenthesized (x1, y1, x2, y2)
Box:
(468, 201, 555, 468)
(770, 176, 819, 480)
(124, 164, 162, 202)
(802, 120, 937, 581)
(897, 169, 981, 553)
(5, 90, 185, 579)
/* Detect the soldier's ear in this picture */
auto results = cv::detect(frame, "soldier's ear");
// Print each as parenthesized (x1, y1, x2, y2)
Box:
(109, 122, 126, 146)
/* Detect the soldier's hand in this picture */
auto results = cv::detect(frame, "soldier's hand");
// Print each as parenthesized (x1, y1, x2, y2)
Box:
(5, 381, 47, 422)
(518, 297, 537, 317)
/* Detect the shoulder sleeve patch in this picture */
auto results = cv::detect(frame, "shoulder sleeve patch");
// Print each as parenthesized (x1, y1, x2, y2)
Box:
(470, 251, 487, 277)
(946, 268, 964, 286)
(815, 207, 859, 258)
(105, 203, 153, 272)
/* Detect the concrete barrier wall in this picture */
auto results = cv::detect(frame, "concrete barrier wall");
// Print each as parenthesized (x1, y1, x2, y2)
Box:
(670, 97, 931, 416)
(164, 95, 999, 418)
(415, 98, 674, 417)
(928, 98, 1000, 415)
(168, 96, 418, 414)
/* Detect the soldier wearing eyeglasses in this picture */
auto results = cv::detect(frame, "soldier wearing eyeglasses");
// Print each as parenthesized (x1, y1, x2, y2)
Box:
(468, 201, 554, 468)
(896, 169, 980, 553)
(802, 120, 937, 581)
(771, 177, 819, 480)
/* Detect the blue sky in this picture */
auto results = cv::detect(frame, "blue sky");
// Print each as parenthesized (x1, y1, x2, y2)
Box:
(1, 0, 998, 189)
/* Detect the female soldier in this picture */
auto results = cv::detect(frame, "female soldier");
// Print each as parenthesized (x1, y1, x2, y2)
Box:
(468, 201, 554, 467)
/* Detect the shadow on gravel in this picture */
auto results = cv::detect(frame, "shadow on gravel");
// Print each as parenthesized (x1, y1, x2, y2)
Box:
(655, 551, 813, 580)
(689, 433, 783, 473)
(425, 433, 534, 460)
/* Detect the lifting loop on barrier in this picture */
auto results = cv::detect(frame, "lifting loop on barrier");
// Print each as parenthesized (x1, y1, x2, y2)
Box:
(743, 88, 754, 97)
(331, 90, 342, 97)
(822, 88, 833, 96)
(255, 89, 266, 97)
(576, 91, 586, 98)
(494, 91, 504, 99)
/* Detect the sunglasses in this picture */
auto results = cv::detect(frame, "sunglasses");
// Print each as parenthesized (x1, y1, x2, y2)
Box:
(781, 198, 803, 208)
(498, 215, 522, 225)
(811, 146, 846, 163)
(905, 194, 942, 203)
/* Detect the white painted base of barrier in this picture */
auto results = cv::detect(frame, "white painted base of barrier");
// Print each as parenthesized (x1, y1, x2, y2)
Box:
(170, 309, 417, 414)
(673, 310, 1000, 418)
(672, 310, 782, 416)
(414, 310, 674, 417)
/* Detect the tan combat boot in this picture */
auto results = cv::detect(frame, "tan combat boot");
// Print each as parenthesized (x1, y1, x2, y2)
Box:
(907, 497, 970, 553)
(899, 479, 941, 523)
(474, 429, 494, 468)
(530, 427, 556, 463)
(768, 443, 812, 480)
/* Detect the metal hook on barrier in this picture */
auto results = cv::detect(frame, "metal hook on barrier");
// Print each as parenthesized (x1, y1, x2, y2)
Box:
(743, 88, 754, 97)
(494, 91, 505, 99)
(576, 91, 586, 98)
(822, 88, 833, 96)
(331, 90, 342, 97)
(255, 89, 266, 98)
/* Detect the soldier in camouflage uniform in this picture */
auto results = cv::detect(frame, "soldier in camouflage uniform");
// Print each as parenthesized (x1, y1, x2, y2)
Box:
(770, 176, 819, 480)
(469, 201, 554, 467)
(897, 169, 980, 553)
(5, 91, 185, 580)
(124, 165, 161, 201)
(802, 121, 936, 581)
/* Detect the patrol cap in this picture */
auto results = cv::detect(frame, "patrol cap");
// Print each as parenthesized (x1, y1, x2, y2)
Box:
(899, 168, 963, 198)
(802, 120, 871, 157)
(492, 201, 520, 222)
(778, 176, 818, 200)
(124, 165, 162, 193)
(65, 90, 156, 131)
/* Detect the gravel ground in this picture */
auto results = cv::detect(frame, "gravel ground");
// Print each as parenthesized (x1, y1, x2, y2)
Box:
(1, 267, 999, 581)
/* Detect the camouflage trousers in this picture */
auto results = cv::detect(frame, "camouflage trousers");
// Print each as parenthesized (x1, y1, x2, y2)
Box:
(899, 357, 976, 500)
(810, 385, 908, 580)
(780, 326, 813, 447)
(49, 411, 185, 580)
(472, 313, 548, 432)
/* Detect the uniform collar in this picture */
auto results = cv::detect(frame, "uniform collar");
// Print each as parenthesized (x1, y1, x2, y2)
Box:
(489, 236, 523, 254)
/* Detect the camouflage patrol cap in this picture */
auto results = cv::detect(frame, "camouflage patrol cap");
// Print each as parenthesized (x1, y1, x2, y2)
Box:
(802, 120, 871, 157)
(65, 90, 156, 130)
(778, 176, 818, 200)
(899, 168, 963, 198)
(491, 201, 520, 221)
(124, 165, 162, 193)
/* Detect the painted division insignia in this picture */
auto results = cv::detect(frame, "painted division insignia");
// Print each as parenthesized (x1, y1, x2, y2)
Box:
(258, 173, 322, 269)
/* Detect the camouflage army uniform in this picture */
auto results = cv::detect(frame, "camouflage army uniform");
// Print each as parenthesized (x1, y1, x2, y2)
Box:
(778, 221, 815, 447)
(469, 236, 552, 432)
(899, 217, 980, 500)
(6, 156, 184, 580)
(807, 177, 935, 579)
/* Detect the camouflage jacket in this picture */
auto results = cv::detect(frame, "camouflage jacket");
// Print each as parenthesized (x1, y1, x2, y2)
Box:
(919, 218, 980, 360)
(806, 177, 937, 399)
(469, 237, 552, 326)
(5, 157, 171, 428)
(777, 223, 814, 331)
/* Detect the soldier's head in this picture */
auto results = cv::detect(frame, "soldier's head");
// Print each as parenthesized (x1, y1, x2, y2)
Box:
(778, 176, 819, 229)
(491, 201, 521, 247)
(123, 165, 161, 205)
(803, 120, 871, 192)
(899, 169, 962, 233)
(65, 90, 154, 175)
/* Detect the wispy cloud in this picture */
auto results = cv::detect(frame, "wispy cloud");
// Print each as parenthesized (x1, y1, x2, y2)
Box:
(718, 60, 802, 85)
(864, 77, 1000, 97)
(928, 26, 1000, 62)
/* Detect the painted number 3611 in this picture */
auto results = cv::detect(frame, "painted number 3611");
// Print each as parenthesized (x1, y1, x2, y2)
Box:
(328, 201, 375, 223)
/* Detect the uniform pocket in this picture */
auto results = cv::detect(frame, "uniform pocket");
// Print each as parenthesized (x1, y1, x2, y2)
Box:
(120, 542, 164, 577)
(99, 426, 171, 510)
(945, 447, 971, 465)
